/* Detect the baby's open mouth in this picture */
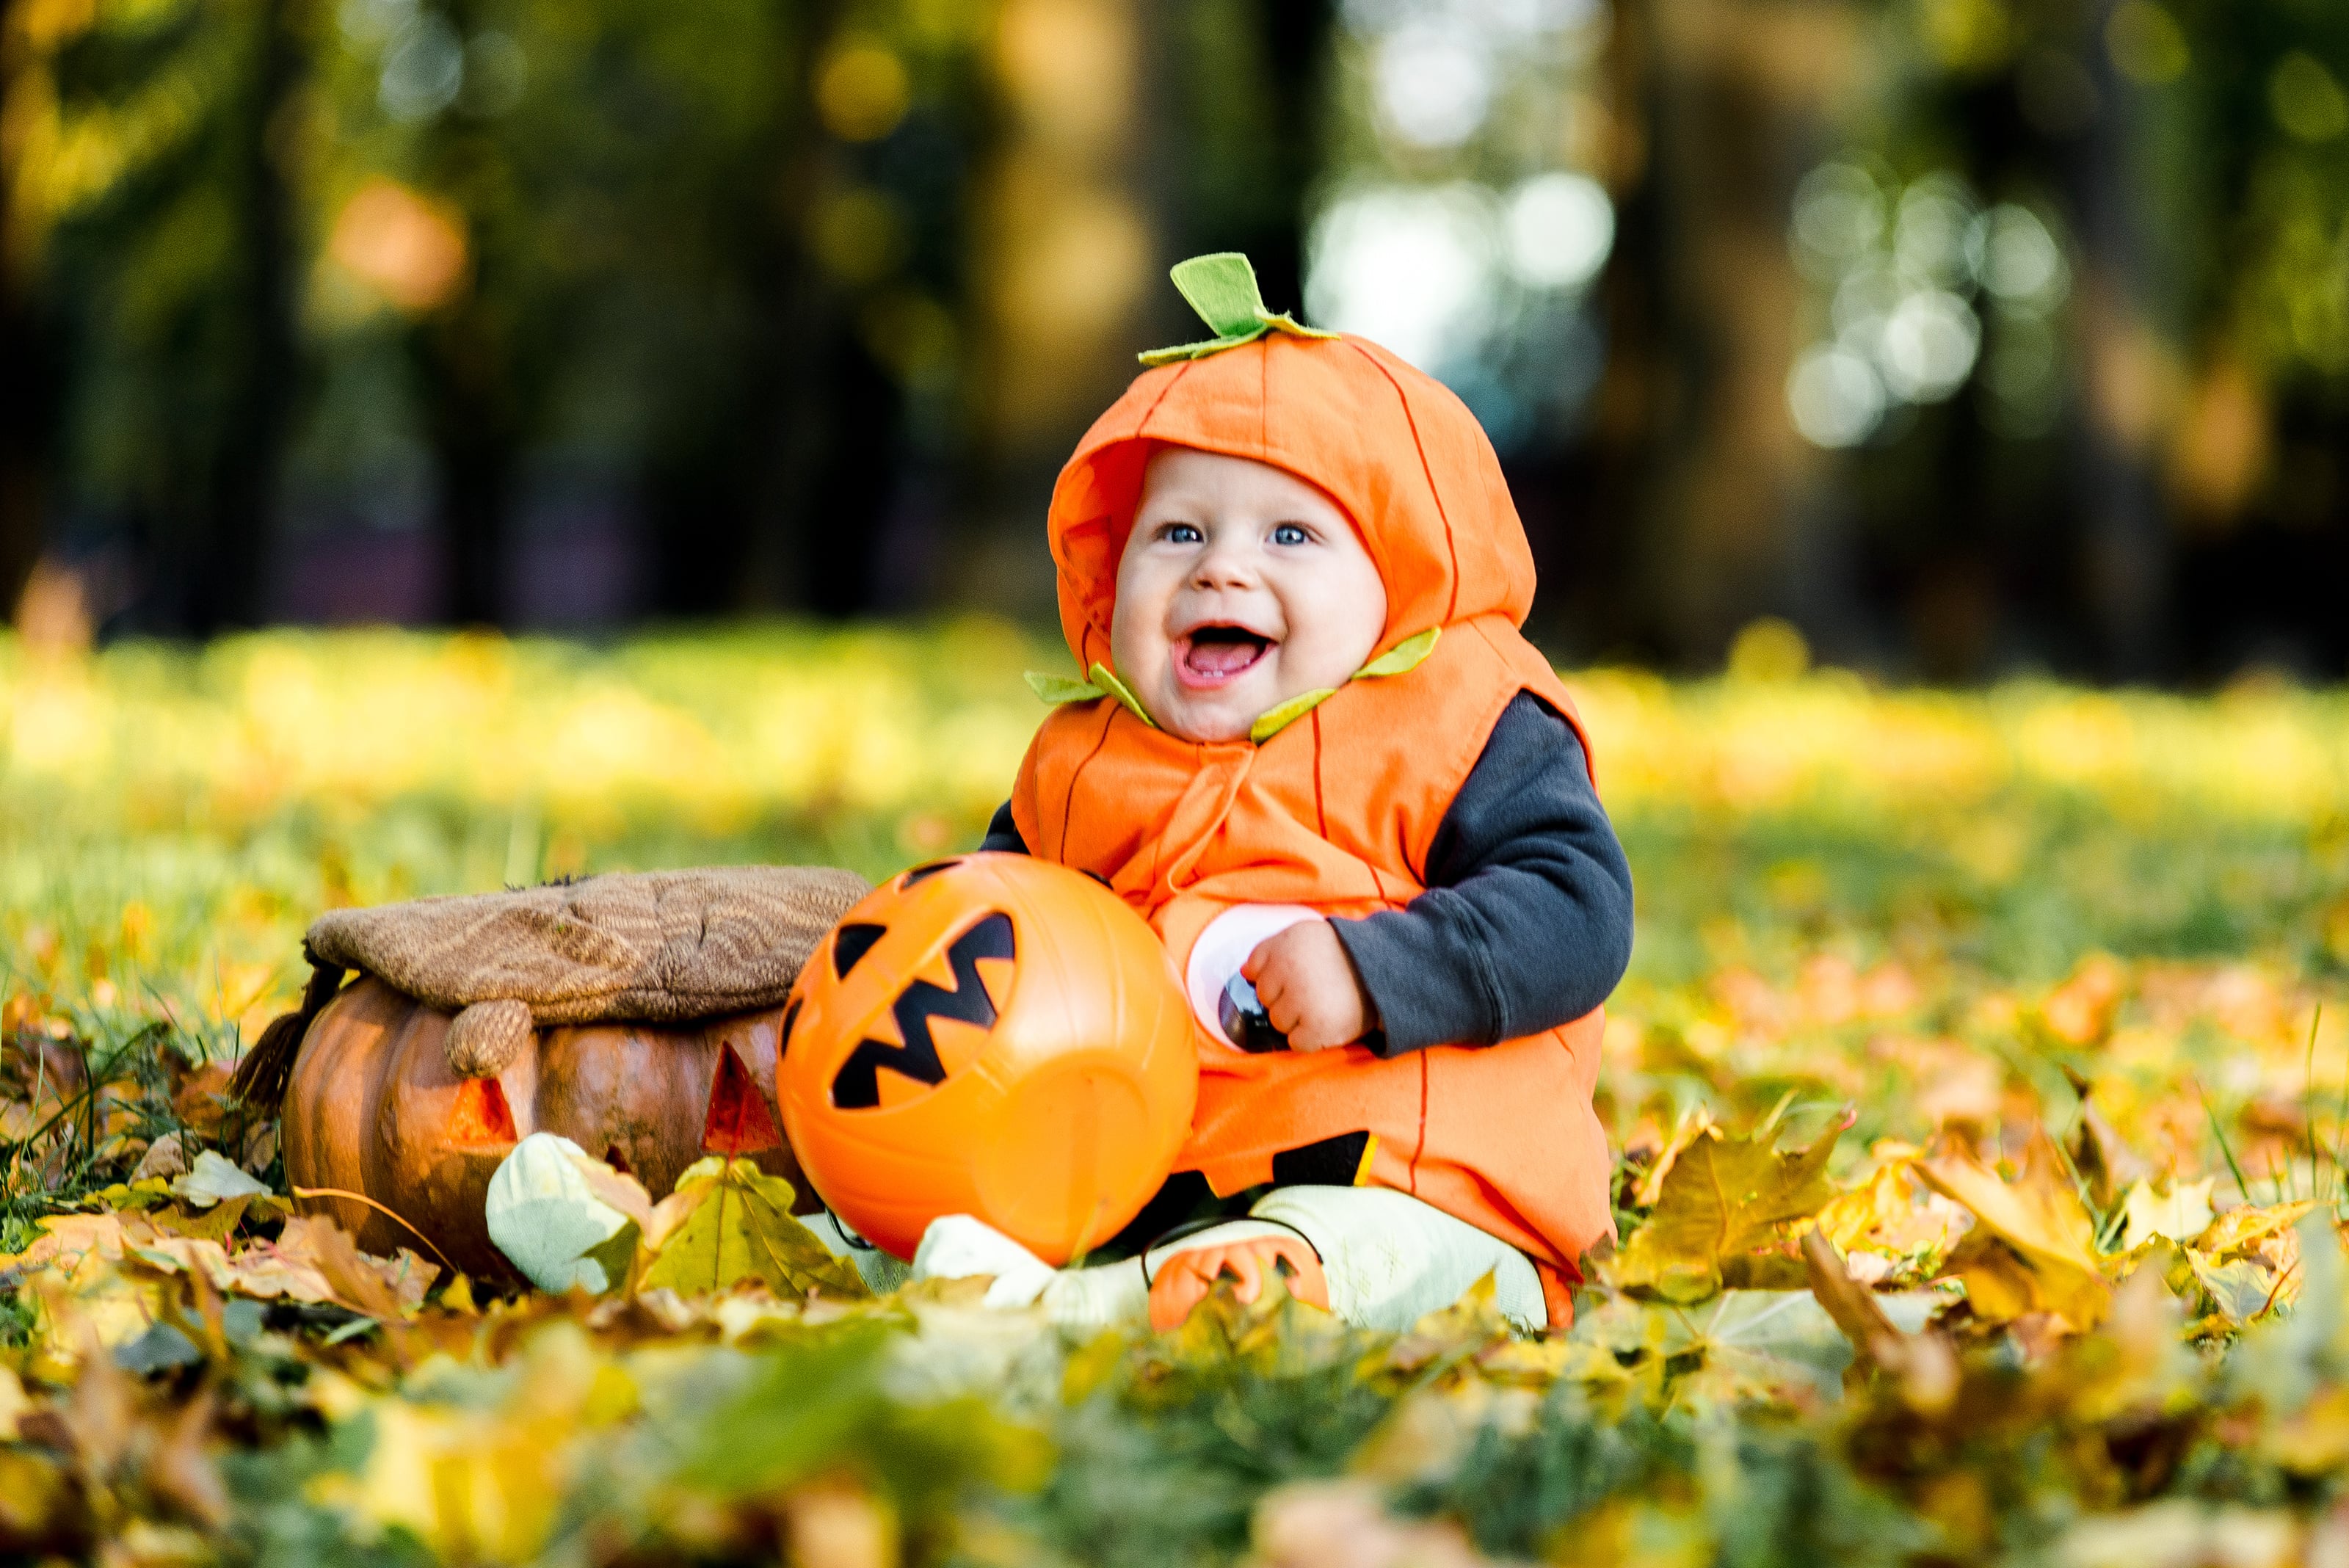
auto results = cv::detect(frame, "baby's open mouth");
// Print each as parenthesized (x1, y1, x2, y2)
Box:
(1174, 625, 1274, 687)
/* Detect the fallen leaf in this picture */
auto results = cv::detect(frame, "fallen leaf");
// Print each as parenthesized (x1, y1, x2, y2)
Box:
(169, 1063, 234, 1135)
(1608, 1120, 1845, 1304)
(0, 1367, 29, 1440)
(1801, 1230, 1958, 1413)
(1, 1213, 128, 1283)
(1631, 1105, 1718, 1208)
(1246, 1478, 1489, 1568)
(2268, 1385, 2349, 1475)
(1917, 1133, 2110, 1330)
(484, 1133, 650, 1295)
(169, 1151, 268, 1210)
(148, 1387, 229, 1527)
(2120, 1177, 2216, 1250)
(2189, 1252, 2286, 1324)
(131, 1133, 190, 1183)
(639, 1157, 868, 1301)
(2064, 1074, 2152, 1208)
(783, 1476, 900, 1568)
(2193, 1200, 2317, 1259)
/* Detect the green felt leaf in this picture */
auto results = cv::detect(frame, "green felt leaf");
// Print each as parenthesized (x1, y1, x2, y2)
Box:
(1170, 253, 1266, 337)
(1025, 671, 1105, 705)
(1248, 687, 1336, 744)
(1138, 328, 1266, 367)
(1252, 309, 1339, 343)
(1087, 662, 1158, 728)
(1137, 254, 1342, 364)
(1354, 626, 1440, 680)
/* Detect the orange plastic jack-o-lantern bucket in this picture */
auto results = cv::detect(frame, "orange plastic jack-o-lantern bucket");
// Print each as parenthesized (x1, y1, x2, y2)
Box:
(777, 853, 1197, 1263)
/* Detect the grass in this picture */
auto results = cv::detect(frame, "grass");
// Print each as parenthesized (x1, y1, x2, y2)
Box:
(5, 624, 2349, 1565)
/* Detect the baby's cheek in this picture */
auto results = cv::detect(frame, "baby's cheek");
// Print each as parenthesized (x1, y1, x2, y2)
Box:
(1282, 585, 1387, 686)
(1106, 599, 1162, 685)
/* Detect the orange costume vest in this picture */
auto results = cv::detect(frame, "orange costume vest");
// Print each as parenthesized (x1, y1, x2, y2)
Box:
(1010, 328, 1616, 1325)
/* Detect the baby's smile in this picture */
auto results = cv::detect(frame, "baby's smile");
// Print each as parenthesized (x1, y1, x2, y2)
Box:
(1111, 447, 1388, 744)
(1172, 623, 1274, 689)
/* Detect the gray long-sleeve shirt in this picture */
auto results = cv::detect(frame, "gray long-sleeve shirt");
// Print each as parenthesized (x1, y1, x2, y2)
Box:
(980, 691, 1634, 1053)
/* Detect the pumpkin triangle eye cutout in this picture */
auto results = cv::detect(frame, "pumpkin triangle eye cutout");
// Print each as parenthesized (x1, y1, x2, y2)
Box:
(448, 1075, 517, 1146)
(830, 912, 1016, 1109)
(702, 1041, 783, 1155)
(832, 922, 887, 980)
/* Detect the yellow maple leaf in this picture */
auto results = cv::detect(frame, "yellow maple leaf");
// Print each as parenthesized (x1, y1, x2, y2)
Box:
(1608, 1120, 1846, 1304)
(1916, 1133, 2110, 1330)
(639, 1157, 868, 1301)
(2119, 1177, 2215, 1250)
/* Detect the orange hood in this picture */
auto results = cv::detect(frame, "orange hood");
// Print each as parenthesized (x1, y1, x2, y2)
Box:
(1044, 330, 1540, 678)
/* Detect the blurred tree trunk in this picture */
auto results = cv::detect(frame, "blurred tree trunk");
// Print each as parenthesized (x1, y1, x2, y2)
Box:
(1150, 0, 1329, 319)
(0, 0, 46, 621)
(1591, 0, 1861, 668)
(186, 0, 302, 634)
(1238, 0, 1327, 318)
(2067, 0, 2172, 680)
(959, 0, 1157, 618)
(647, 0, 829, 619)
(421, 305, 519, 628)
(752, 0, 899, 618)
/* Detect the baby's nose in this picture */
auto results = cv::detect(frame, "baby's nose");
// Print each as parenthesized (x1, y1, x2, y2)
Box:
(1190, 545, 1258, 588)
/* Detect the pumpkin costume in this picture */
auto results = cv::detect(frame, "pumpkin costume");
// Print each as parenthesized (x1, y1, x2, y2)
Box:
(998, 255, 1627, 1327)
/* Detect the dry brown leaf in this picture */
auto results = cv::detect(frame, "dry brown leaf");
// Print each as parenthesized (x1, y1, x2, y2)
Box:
(1916, 1133, 2110, 1330)
(1801, 1230, 1958, 1413)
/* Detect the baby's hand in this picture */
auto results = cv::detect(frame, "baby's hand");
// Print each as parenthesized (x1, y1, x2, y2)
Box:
(1241, 921, 1376, 1053)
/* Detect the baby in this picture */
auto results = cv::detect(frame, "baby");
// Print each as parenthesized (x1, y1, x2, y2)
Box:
(911, 256, 1633, 1333)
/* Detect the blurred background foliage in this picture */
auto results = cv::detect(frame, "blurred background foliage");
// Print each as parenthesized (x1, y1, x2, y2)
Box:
(1, 0, 2345, 679)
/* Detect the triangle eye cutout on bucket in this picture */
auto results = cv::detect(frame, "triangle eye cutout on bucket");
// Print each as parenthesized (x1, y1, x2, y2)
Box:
(702, 1042, 783, 1155)
(832, 922, 887, 980)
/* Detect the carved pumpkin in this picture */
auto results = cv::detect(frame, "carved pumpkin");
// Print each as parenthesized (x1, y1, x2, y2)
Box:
(778, 852, 1198, 1265)
(281, 976, 805, 1281)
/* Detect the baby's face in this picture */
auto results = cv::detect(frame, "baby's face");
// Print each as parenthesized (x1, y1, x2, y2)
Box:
(1111, 447, 1388, 744)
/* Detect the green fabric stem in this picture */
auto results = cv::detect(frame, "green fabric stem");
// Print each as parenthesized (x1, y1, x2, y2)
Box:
(1138, 253, 1339, 366)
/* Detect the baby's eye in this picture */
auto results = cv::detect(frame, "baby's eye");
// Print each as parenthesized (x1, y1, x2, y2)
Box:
(1271, 523, 1310, 546)
(1161, 522, 1204, 545)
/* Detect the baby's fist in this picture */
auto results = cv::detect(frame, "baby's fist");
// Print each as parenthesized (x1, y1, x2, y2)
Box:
(1241, 920, 1376, 1053)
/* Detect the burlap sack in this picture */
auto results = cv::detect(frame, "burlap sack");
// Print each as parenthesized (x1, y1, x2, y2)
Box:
(307, 865, 868, 1024)
(234, 865, 868, 1101)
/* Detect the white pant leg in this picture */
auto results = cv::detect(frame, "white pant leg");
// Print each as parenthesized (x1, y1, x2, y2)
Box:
(1246, 1186, 1547, 1334)
(904, 1187, 1547, 1335)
